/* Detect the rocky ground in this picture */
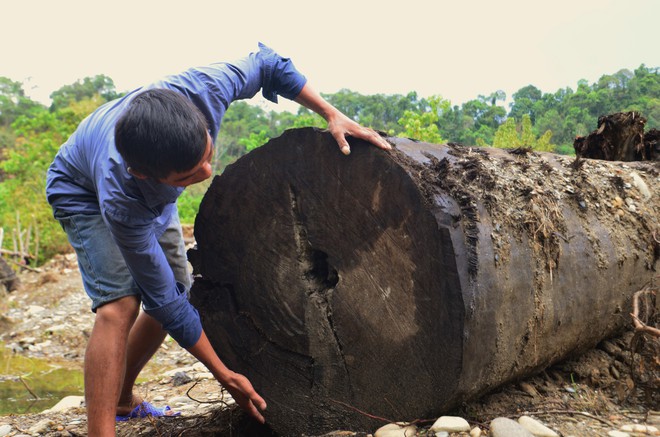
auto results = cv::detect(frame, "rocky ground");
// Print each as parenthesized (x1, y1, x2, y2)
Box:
(0, 253, 658, 437)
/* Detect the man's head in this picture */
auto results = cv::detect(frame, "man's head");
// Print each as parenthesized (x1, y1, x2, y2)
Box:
(115, 88, 212, 186)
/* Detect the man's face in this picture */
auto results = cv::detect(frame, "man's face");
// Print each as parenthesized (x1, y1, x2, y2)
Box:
(159, 133, 214, 188)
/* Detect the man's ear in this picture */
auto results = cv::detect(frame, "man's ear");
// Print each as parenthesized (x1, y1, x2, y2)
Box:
(127, 166, 149, 180)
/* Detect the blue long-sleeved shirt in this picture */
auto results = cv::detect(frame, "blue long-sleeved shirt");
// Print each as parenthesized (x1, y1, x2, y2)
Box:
(45, 43, 307, 348)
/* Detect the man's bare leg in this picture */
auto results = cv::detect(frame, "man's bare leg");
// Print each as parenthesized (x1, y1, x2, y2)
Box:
(85, 295, 140, 437)
(116, 310, 168, 414)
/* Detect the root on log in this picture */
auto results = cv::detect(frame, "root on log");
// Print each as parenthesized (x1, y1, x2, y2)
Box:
(573, 111, 658, 161)
(189, 128, 659, 436)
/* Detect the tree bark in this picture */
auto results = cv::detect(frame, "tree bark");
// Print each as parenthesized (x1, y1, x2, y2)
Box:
(189, 128, 659, 436)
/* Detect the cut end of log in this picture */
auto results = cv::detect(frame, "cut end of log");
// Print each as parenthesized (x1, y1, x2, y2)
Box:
(190, 128, 465, 434)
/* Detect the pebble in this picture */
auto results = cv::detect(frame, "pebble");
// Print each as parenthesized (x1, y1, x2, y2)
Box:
(164, 366, 195, 377)
(192, 362, 209, 372)
(195, 371, 214, 380)
(607, 431, 630, 437)
(45, 324, 69, 333)
(0, 425, 12, 437)
(430, 416, 471, 432)
(517, 415, 559, 436)
(434, 432, 449, 437)
(171, 371, 193, 386)
(610, 365, 620, 379)
(27, 305, 45, 315)
(27, 418, 53, 434)
(42, 395, 84, 413)
(470, 427, 482, 437)
(649, 411, 660, 426)
(169, 395, 194, 405)
(490, 417, 534, 437)
(374, 423, 417, 437)
(620, 424, 658, 434)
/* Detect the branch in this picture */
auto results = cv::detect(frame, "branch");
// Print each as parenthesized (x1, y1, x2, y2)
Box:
(18, 376, 39, 400)
(521, 410, 614, 427)
(0, 248, 35, 259)
(631, 288, 660, 337)
(328, 398, 396, 424)
(6, 258, 41, 273)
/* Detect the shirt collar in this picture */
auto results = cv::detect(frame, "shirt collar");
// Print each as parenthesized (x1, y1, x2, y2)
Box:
(135, 177, 184, 208)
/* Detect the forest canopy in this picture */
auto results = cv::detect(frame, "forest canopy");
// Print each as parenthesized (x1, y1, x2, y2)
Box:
(0, 65, 658, 262)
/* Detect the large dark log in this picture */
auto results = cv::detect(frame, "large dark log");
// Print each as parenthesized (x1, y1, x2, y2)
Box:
(189, 128, 659, 436)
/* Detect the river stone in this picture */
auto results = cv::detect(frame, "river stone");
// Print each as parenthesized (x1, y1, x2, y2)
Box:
(42, 395, 84, 413)
(171, 371, 193, 386)
(0, 424, 12, 437)
(607, 431, 630, 437)
(430, 416, 471, 432)
(374, 423, 417, 437)
(168, 395, 194, 405)
(27, 305, 45, 315)
(621, 424, 658, 433)
(192, 362, 209, 372)
(28, 419, 53, 434)
(490, 418, 534, 437)
(518, 415, 559, 436)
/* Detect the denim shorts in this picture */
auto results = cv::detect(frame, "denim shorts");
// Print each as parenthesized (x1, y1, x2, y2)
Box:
(55, 211, 191, 312)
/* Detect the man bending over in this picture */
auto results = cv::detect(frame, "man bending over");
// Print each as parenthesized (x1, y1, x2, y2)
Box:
(45, 43, 390, 436)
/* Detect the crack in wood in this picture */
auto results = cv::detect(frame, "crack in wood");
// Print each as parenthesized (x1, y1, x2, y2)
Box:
(288, 183, 352, 394)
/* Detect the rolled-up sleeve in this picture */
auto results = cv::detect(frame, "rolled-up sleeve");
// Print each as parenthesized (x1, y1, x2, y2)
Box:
(255, 42, 307, 103)
(102, 206, 202, 348)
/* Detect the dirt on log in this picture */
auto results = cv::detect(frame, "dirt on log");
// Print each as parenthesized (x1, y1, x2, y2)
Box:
(573, 111, 658, 161)
(189, 127, 659, 436)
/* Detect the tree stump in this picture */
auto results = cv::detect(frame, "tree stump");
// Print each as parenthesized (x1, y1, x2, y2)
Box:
(573, 111, 657, 161)
(189, 128, 659, 436)
(0, 257, 19, 292)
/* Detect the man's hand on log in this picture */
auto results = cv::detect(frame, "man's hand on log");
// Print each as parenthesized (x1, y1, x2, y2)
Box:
(326, 111, 392, 155)
(294, 83, 392, 155)
(187, 331, 267, 423)
(221, 371, 268, 423)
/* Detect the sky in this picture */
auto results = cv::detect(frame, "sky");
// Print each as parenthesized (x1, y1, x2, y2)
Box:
(1, 0, 658, 113)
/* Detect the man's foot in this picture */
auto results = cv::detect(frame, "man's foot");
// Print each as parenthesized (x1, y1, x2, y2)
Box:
(115, 401, 181, 421)
(116, 393, 144, 417)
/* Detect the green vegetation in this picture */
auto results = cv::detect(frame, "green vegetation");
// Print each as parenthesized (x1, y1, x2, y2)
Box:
(0, 66, 657, 262)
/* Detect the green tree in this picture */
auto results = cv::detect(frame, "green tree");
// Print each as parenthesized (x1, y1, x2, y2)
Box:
(324, 89, 424, 134)
(0, 96, 101, 260)
(398, 95, 448, 143)
(50, 75, 120, 111)
(458, 92, 507, 145)
(0, 77, 44, 128)
(509, 85, 543, 124)
(492, 115, 553, 152)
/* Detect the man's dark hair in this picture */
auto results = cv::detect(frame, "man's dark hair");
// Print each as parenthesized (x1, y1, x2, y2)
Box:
(115, 88, 209, 180)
